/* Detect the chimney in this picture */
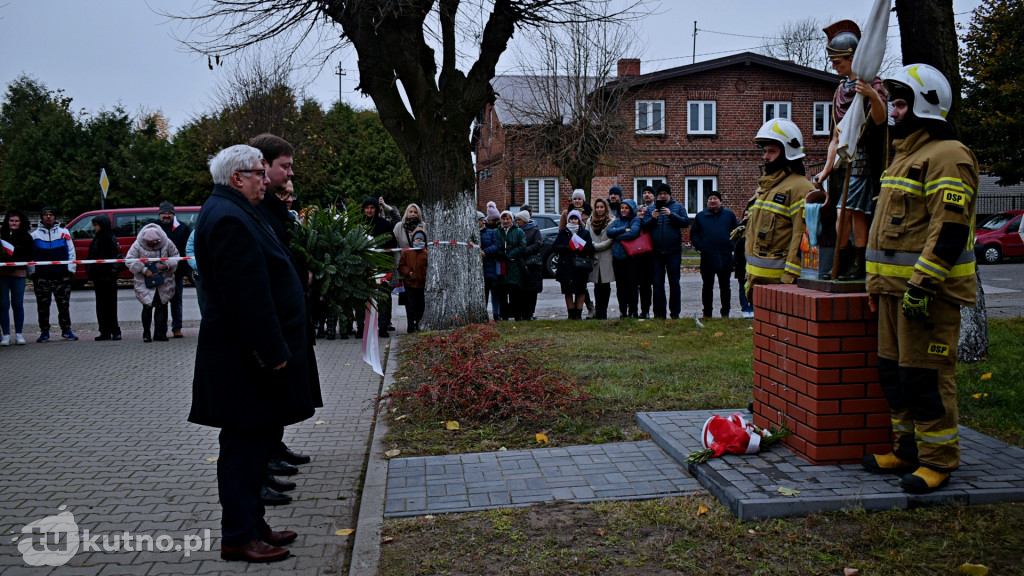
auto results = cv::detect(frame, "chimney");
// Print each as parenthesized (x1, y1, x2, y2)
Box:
(617, 58, 641, 78)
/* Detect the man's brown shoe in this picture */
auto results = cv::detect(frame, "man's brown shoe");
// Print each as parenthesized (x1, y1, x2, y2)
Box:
(172, 329, 183, 338)
(220, 539, 290, 562)
(258, 527, 298, 546)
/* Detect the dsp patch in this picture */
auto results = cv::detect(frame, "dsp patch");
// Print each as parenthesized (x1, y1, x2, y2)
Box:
(927, 342, 950, 356)
(943, 190, 967, 206)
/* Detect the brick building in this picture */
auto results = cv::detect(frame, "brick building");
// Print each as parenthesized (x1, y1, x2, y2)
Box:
(475, 52, 839, 221)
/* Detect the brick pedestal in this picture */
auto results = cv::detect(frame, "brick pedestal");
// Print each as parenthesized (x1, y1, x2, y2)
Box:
(751, 284, 891, 464)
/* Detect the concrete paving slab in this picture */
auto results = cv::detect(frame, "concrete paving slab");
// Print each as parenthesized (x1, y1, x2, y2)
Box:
(638, 409, 1024, 521)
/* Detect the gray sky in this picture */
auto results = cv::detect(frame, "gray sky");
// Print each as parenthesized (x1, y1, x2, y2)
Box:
(0, 0, 981, 133)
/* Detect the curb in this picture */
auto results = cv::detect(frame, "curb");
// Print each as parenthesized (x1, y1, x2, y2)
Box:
(348, 336, 399, 576)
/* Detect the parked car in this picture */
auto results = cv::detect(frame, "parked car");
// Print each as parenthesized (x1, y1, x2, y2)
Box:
(538, 226, 560, 278)
(65, 206, 201, 285)
(975, 209, 1024, 264)
(529, 213, 559, 231)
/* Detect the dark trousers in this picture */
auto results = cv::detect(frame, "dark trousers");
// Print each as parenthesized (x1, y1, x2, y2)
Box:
(651, 252, 682, 318)
(495, 284, 520, 321)
(170, 274, 185, 331)
(700, 268, 732, 318)
(612, 258, 637, 317)
(635, 254, 653, 315)
(218, 427, 275, 547)
(34, 276, 72, 332)
(93, 277, 120, 336)
(142, 294, 168, 337)
(593, 282, 612, 319)
(406, 287, 425, 327)
(737, 276, 752, 312)
(194, 274, 208, 316)
(520, 291, 538, 320)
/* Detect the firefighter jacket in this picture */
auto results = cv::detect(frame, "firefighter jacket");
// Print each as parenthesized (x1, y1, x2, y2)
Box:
(866, 129, 980, 307)
(745, 169, 811, 281)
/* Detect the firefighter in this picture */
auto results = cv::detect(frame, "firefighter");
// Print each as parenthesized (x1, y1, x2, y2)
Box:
(744, 118, 814, 304)
(862, 64, 980, 494)
(811, 20, 888, 280)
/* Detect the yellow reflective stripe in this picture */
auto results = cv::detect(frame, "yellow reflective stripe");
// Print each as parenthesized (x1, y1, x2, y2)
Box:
(892, 419, 915, 433)
(926, 177, 975, 201)
(915, 257, 950, 281)
(747, 263, 785, 278)
(784, 261, 801, 276)
(882, 176, 924, 195)
(752, 200, 791, 217)
(747, 255, 785, 269)
(787, 198, 804, 216)
(866, 260, 976, 279)
(916, 427, 960, 446)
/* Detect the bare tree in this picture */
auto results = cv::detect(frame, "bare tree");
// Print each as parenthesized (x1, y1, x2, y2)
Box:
(501, 16, 636, 199)
(168, 0, 648, 330)
(759, 17, 829, 71)
(207, 51, 305, 142)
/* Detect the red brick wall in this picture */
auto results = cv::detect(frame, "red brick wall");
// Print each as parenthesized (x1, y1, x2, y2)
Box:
(751, 284, 890, 465)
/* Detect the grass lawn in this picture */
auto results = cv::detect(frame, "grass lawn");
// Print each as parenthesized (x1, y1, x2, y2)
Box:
(377, 317, 1024, 575)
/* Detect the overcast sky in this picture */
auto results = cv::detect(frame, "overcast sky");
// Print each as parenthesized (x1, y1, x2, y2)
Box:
(0, 0, 981, 134)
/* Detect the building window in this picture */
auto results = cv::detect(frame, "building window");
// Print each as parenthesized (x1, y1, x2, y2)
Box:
(685, 177, 717, 217)
(634, 177, 665, 203)
(764, 101, 791, 123)
(687, 101, 715, 134)
(636, 100, 665, 134)
(813, 101, 834, 135)
(525, 178, 559, 215)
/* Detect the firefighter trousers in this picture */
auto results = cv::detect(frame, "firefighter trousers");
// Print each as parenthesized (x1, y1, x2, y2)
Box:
(877, 294, 961, 471)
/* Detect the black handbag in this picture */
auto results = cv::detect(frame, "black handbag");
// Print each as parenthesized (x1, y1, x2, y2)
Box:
(143, 262, 165, 288)
(573, 255, 593, 271)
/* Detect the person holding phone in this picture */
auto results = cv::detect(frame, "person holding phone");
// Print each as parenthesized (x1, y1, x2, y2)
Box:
(640, 183, 689, 319)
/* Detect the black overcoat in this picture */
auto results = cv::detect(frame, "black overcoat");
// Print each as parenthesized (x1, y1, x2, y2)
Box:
(188, 184, 314, 430)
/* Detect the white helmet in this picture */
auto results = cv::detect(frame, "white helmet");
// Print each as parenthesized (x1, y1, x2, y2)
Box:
(883, 64, 952, 122)
(754, 118, 806, 160)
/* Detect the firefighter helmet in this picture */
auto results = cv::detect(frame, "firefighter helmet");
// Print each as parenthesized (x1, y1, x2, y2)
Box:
(883, 64, 952, 122)
(754, 119, 806, 161)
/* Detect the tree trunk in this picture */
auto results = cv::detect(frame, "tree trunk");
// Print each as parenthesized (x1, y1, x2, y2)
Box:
(410, 134, 488, 330)
(959, 270, 989, 363)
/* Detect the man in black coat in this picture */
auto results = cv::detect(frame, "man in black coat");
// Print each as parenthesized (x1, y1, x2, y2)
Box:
(189, 144, 314, 563)
(157, 201, 192, 339)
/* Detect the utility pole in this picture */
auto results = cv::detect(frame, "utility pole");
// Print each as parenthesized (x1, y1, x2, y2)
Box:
(335, 62, 347, 103)
(692, 21, 697, 64)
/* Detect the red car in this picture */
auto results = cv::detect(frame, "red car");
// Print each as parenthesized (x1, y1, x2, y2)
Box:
(975, 209, 1024, 264)
(65, 206, 200, 285)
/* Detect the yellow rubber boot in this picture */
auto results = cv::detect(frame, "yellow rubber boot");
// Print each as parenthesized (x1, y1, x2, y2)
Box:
(862, 452, 917, 475)
(900, 467, 951, 494)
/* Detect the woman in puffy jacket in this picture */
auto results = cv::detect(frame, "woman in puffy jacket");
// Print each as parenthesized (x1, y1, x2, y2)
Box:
(553, 210, 594, 319)
(127, 223, 178, 342)
(606, 199, 641, 318)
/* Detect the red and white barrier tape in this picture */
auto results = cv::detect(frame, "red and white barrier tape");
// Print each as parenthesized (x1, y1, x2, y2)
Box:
(370, 240, 478, 253)
(0, 256, 194, 267)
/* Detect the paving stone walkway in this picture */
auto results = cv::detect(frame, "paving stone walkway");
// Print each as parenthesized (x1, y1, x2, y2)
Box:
(383, 441, 702, 517)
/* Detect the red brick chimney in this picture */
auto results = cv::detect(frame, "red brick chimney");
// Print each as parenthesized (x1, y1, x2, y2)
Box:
(617, 58, 641, 78)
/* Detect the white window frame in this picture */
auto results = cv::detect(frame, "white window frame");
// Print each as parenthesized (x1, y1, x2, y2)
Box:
(687, 100, 716, 134)
(633, 177, 665, 204)
(685, 176, 718, 218)
(813, 101, 834, 135)
(763, 101, 791, 123)
(524, 177, 559, 215)
(635, 100, 665, 134)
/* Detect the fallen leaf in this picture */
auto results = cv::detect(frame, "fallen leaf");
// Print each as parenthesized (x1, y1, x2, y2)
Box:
(958, 563, 989, 576)
(980, 373, 992, 381)
(343, 363, 351, 366)
(315, 420, 326, 425)
(844, 568, 860, 576)
(498, 446, 508, 451)
(696, 504, 709, 516)
(204, 457, 218, 462)
(747, 529, 764, 535)
(335, 529, 355, 536)
(384, 449, 401, 458)
(642, 342, 651, 347)
(381, 536, 395, 544)
(395, 414, 408, 421)
(445, 420, 460, 431)
(597, 529, 607, 536)
(713, 331, 723, 337)
(778, 486, 800, 497)
(972, 393, 990, 399)
(536, 433, 549, 444)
